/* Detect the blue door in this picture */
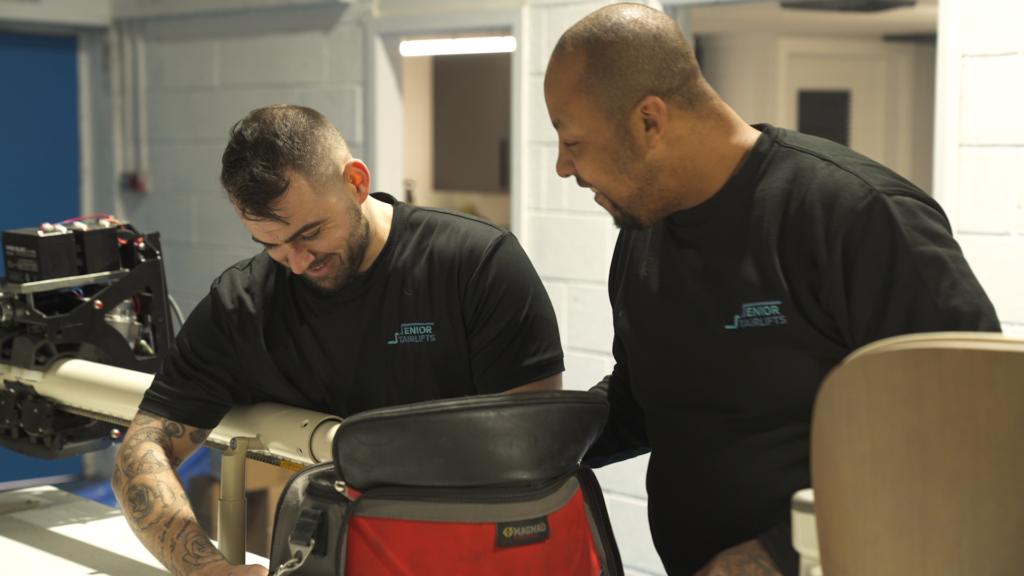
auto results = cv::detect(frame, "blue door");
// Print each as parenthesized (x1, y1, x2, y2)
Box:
(0, 31, 83, 486)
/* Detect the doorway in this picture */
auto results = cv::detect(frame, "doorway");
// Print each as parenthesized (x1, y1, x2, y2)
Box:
(777, 37, 918, 181)
(692, 0, 938, 192)
(403, 47, 512, 229)
(366, 8, 524, 233)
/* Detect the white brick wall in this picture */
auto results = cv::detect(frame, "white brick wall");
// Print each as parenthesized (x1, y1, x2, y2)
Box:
(220, 32, 324, 86)
(522, 1, 665, 572)
(940, 0, 1024, 335)
(959, 55, 1024, 146)
(125, 3, 368, 316)
(956, 148, 1019, 235)
(961, 0, 1024, 57)
(958, 236, 1024, 326)
(147, 40, 217, 89)
(527, 215, 614, 282)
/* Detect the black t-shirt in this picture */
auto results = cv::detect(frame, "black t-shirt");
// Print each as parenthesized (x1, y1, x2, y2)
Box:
(141, 193, 564, 428)
(585, 125, 1000, 575)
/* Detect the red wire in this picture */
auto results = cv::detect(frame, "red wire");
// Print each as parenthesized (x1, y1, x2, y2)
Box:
(61, 213, 114, 224)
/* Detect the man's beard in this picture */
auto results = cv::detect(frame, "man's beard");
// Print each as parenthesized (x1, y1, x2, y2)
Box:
(300, 204, 372, 294)
(609, 133, 652, 230)
(583, 173, 655, 231)
(577, 142, 658, 230)
(603, 193, 647, 230)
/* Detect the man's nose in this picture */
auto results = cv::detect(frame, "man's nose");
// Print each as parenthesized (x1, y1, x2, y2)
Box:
(285, 246, 316, 275)
(555, 148, 575, 179)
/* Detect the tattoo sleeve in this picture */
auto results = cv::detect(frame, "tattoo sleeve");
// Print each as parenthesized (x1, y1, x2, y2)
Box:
(702, 539, 784, 576)
(113, 412, 222, 575)
(189, 428, 211, 446)
(163, 420, 186, 438)
(135, 411, 158, 425)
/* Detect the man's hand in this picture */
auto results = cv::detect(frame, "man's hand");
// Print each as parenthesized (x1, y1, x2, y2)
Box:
(694, 538, 783, 576)
(194, 563, 268, 576)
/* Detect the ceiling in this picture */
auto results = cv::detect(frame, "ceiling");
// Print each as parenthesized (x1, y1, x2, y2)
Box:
(691, 0, 937, 37)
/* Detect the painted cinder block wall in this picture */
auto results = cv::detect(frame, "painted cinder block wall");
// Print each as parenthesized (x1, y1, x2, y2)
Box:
(938, 0, 1024, 336)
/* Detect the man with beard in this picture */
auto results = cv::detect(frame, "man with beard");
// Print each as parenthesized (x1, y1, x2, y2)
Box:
(113, 105, 563, 576)
(544, 4, 999, 576)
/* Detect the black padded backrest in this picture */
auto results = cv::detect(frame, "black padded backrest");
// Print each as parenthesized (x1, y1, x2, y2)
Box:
(333, 391, 609, 490)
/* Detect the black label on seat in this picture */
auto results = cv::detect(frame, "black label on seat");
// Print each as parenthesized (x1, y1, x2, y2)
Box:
(496, 516, 550, 547)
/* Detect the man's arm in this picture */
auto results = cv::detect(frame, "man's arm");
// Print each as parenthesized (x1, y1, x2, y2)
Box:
(581, 333, 650, 468)
(694, 538, 784, 576)
(112, 410, 267, 576)
(827, 193, 1000, 349)
(461, 232, 565, 394)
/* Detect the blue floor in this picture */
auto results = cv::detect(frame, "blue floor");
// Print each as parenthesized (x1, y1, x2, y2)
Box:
(57, 476, 121, 509)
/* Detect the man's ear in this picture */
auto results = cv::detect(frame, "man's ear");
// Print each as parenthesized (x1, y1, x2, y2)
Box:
(343, 160, 371, 203)
(635, 95, 669, 148)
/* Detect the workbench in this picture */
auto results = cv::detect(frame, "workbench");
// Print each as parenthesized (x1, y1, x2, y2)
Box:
(0, 485, 268, 574)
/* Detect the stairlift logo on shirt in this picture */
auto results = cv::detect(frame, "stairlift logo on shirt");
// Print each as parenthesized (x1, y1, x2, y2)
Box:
(724, 301, 787, 329)
(387, 322, 436, 344)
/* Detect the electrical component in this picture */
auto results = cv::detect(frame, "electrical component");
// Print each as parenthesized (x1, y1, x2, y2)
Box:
(0, 216, 173, 460)
(0, 218, 171, 372)
(2, 228, 78, 283)
(74, 226, 121, 275)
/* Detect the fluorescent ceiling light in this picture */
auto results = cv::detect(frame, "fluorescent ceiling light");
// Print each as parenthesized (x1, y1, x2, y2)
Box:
(400, 36, 517, 57)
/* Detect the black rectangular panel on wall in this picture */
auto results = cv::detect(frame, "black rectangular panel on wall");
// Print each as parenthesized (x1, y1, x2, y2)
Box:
(433, 53, 511, 192)
(798, 90, 850, 147)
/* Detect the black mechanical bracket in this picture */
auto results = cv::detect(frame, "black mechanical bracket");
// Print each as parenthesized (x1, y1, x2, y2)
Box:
(0, 231, 172, 373)
(0, 380, 119, 460)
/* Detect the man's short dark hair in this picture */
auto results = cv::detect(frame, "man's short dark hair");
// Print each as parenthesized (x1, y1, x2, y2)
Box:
(221, 105, 351, 223)
(552, 3, 713, 124)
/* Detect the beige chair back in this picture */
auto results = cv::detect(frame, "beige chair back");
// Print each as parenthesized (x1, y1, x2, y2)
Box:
(811, 332, 1024, 576)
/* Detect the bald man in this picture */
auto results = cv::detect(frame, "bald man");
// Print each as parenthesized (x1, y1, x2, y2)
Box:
(544, 4, 999, 576)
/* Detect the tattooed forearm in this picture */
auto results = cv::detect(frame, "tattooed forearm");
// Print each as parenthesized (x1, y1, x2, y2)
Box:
(173, 518, 193, 544)
(182, 528, 220, 567)
(188, 428, 210, 445)
(716, 554, 781, 575)
(162, 420, 186, 438)
(170, 519, 191, 553)
(135, 411, 158, 425)
(123, 448, 173, 478)
(120, 428, 174, 477)
(111, 462, 123, 491)
(114, 412, 229, 576)
(163, 508, 182, 529)
(125, 478, 177, 530)
(697, 538, 783, 576)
